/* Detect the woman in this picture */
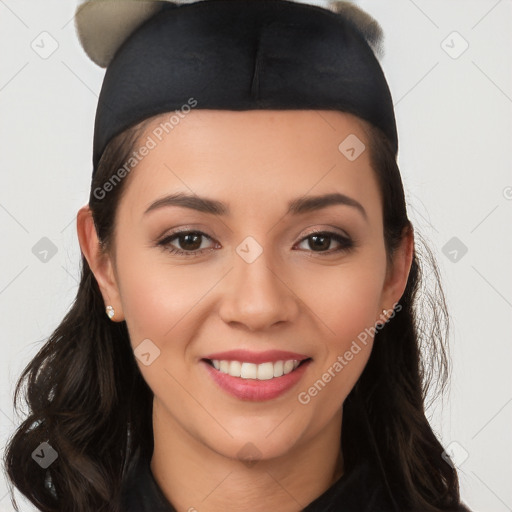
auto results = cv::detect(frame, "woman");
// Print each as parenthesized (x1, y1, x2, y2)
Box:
(4, 0, 472, 511)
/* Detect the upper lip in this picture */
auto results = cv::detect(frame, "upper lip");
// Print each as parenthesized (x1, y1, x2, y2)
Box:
(203, 349, 311, 364)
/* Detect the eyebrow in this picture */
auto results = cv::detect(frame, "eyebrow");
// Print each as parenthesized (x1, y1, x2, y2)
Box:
(144, 191, 367, 221)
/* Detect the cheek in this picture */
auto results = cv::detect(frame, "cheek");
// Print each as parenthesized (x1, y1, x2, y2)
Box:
(115, 243, 217, 348)
(330, 270, 383, 345)
(294, 253, 386, 409)
(303, 255, 386, 349)
(116, 236, 386, 349)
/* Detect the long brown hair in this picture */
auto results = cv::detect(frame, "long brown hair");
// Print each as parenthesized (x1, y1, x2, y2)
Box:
(3, 114, 462, 511)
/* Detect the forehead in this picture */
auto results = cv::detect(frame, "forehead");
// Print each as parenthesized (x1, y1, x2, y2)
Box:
(118, 109, 381, 221)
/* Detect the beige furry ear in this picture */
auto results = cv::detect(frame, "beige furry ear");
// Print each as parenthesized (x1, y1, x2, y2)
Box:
(75, 0, 168, 68)
(326, 0, 384, 59)
(75, 0, 384, 68)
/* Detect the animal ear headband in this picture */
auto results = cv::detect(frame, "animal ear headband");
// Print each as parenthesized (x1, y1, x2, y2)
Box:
(74, 0, 397, 175)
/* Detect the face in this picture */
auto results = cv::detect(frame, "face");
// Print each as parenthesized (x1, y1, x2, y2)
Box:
(99, 109, 397, 462)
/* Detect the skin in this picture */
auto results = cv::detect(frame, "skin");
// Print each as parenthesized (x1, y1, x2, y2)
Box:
(77, 109, 413, 512)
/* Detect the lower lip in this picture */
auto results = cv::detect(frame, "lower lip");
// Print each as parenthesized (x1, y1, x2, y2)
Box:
(202, 360, 311, 401)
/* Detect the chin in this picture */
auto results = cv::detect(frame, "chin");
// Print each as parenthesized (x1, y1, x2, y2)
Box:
(200, 413, 313, 464)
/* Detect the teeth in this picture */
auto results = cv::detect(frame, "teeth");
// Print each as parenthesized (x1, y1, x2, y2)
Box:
(257, 362, 274, 380)
(273, 360, 284, 377)
(210, 359, 304, 380)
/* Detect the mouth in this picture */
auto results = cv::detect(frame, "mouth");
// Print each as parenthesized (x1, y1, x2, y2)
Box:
(200, 350, 313, 401)
(203, 357, 312, 380)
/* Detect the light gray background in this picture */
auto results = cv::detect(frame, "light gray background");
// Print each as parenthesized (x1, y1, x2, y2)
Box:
(1, 1, 511, 511)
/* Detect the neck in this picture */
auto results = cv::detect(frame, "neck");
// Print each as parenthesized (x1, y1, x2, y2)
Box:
(150, 399, 344, 512)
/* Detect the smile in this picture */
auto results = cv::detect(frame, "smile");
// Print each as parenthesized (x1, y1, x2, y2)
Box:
(208, 359, 306, 380)
(201, 350, 312, 401)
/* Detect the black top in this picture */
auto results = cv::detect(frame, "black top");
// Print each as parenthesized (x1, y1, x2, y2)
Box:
(120, 453, 472, 511)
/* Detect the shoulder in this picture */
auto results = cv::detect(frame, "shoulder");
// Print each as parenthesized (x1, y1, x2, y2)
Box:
(302, 459, 398, 512)
(121, 453, 176, 512)
(302, 459, 473, 512)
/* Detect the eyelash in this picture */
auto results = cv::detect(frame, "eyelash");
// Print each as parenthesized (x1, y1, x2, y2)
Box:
(157, 229, 354, 257)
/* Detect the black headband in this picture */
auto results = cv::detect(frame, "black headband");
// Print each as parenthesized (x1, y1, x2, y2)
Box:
(91, 0, 397, 174)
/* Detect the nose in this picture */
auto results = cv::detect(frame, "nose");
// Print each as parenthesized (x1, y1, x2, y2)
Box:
(218, 247, 299, 332)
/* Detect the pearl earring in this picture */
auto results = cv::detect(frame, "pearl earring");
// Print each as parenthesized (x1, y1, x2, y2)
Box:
(106, 305, 115, 320)
(377, 308, 390, 326)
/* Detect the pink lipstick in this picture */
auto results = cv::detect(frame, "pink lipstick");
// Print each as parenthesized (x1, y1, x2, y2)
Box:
(201, 349, 312, 401)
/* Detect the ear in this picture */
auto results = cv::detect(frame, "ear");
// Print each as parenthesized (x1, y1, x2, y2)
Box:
(377, 224, 414, 323)
(76, 205, 125, 322)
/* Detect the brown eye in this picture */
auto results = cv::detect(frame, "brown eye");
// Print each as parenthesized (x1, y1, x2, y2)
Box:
(157, 229, 354, 258)
(175, 232, 203, 251)
(158, 230, 216, 256)
(296, 231, 354, 254)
